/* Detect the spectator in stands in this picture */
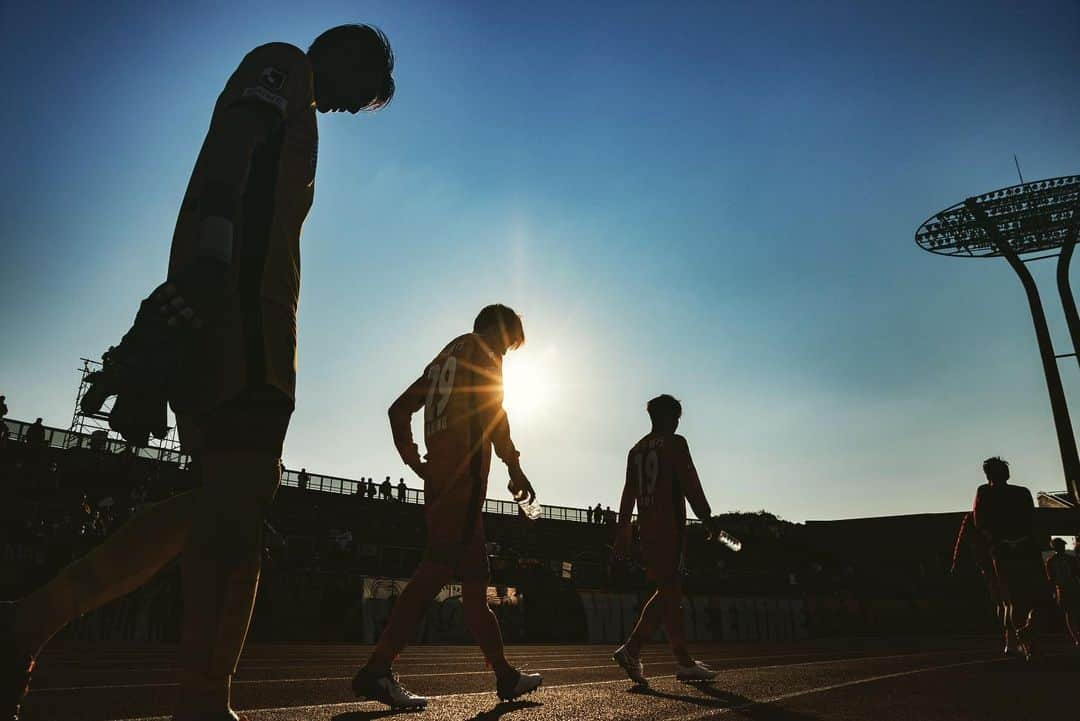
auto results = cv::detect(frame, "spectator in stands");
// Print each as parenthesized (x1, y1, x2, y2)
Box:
(0, 394, 7, 419)
(25, 418, 46, 449)
(397, 478, 407, 502)
(972, 456, 1050, 660)
(380, 476, 393, 500)
(298, 467, 310, 491)
(604, 505, 615, 526)
(586, 506, 593, 525)
(366, 478, 377, 499)
(1044, 538, 1080, 646)
(354, 478, 364, 496)
(594, 503, 603, 526)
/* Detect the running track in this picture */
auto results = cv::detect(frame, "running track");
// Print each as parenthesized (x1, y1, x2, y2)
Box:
(20, 636, 1076, 720)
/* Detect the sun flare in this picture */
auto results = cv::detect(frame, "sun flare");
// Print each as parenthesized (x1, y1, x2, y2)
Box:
(501, 347, 558, 421)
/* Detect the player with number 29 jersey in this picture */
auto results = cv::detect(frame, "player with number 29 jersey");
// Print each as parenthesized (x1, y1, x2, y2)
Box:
(391, 332, 520, 549)
(625, 432, 709, 581)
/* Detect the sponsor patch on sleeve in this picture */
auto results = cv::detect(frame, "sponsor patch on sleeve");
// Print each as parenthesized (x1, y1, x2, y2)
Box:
(259, 65, 288, 91)
(242, 86, 288, 113)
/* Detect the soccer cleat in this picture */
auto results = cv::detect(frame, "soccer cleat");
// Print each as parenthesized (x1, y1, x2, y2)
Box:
(1, 603, 35, 721)
(675, 660, 718, 682)
(613, 645, 648, 686)
(496, 669, 542, 701)
(352, 667, 427, 710)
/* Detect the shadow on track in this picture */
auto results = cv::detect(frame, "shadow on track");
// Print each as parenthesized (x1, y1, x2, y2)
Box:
(629, 683, 822, 720)
(332, 709, 423, 720)
(466, 699, 542, 720)
(332, 700, 541, 721)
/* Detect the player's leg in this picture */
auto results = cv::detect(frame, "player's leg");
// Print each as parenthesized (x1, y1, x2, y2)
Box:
(351, 560, 451, 709)
(655, 579, 716, 681)
(614, 589, 661, 685)
(5, 489, 195, 720)
(459, 543, 541, 701)
(173, 448, 280, 720)
(624, 590, 664, 658)
(12, 489, 196, 657)
(993, 559, 1017, 654)
(172, 389, 289, 720)
(655, 581, 693, 667)
(1065, 593, 1080, 645)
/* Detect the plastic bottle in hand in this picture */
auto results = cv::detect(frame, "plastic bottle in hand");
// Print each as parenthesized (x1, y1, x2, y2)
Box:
(515, 491, 542, 520)
(709, 528, 742, 552)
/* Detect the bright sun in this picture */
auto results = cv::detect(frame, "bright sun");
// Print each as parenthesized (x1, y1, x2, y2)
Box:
(502, 347, 558, 421)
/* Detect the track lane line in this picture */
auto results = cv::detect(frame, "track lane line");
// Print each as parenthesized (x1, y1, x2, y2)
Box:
(92, 646, 1001, 718)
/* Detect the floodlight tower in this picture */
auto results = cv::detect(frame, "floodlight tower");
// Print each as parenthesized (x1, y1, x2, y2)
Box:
(915, 175, 1080, 503)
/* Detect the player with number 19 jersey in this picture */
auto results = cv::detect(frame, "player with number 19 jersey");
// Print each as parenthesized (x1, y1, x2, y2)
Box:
(625, 432, 709, 581)
(391, 332, 520, 549)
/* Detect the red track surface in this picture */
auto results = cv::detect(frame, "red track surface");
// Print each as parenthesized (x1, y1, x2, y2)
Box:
(21, 636, 1077, 720)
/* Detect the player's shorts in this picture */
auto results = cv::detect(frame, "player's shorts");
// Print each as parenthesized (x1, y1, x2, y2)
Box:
(421, 526, 490, 583)
(419, 469, 490, 583)
(641, 531, 686, 584)
(994, 557, 1050, 609)
(176, 384, 293, 456)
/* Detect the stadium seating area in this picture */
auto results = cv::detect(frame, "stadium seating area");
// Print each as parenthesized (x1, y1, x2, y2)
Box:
(1, 416, 1015, 643)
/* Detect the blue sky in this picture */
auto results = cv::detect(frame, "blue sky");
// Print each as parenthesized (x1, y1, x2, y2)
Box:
(2, 0, 1079, 522)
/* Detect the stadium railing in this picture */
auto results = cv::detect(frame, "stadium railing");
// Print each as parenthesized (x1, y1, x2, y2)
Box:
(3, 417, 681, 525)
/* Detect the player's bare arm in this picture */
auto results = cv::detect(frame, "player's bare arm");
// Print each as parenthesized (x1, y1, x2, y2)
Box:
(676, 435, 715, 530)
(614, 455, 636, 558)
(389, 373, 430, 479)
(490, 404, 533, 503)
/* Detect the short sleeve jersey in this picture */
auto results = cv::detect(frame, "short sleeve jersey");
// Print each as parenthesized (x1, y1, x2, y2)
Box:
(421, 333, 505, 498)
(1046, 553, 1079, 588)
(627, 432, 703, 554)
(973, 484, 1035, 543)
(168, 43, 317, 404)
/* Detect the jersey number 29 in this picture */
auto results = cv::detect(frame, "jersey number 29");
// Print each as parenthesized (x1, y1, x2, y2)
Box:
(425, 356, 458, 421)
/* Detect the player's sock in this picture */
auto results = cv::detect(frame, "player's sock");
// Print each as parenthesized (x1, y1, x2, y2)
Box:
(625, 590, 663, 658)
(463, 592, 514, 679)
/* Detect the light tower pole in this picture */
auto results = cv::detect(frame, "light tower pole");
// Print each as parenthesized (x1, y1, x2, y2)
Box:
(916, 175, 1080, 503)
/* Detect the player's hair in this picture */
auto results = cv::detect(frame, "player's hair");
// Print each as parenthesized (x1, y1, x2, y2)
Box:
(308, 24, 395, 110)
(473, 304, 525, 350)
(1052, 537, 1067, 550)
(982, 456, 1010, 482)
(647, 394, 682, 426)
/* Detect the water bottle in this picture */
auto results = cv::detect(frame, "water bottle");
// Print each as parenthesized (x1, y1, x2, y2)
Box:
(710, 528, 742, 552)
(516, 492, 542, 520)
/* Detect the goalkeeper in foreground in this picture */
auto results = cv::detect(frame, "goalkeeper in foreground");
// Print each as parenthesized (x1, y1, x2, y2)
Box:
(4, 25, 394, 721)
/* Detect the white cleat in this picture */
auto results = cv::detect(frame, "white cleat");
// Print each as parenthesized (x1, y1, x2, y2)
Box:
(613, 645, 648, 686)
(497, 669, 543, 701)
(352, 667, 428, 710)
(675, 660, 719, 682)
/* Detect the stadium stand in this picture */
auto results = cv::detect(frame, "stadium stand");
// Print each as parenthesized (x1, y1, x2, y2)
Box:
(3, 415, 1068, 646)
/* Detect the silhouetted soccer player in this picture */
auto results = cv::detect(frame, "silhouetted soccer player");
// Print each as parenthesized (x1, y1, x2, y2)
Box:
(611, 394, 721, 685)
(972, 456, 1048, 660)
(1044, 537, 1080, 646)
(351, 304, 542, 709)
(3, 24, 394, 721)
